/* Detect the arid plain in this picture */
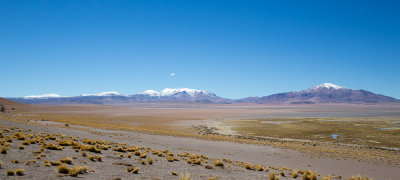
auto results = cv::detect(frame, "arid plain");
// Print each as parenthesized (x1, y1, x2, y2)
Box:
(1, 99, 399, 179)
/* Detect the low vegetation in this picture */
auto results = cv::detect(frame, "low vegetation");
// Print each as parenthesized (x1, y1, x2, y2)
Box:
(0, 119, 382, 179)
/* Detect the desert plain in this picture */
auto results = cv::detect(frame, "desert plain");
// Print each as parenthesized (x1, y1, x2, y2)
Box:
(0, 99, 399, 179)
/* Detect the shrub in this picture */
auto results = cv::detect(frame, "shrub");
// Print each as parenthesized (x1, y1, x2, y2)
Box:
(51, 161, 61, 166)
(45, 143, 63, 150)
(60, 158, 72, 164)
(172, 171, 178, 175)
(269, 172, 275, 180)
(213, 159, 224, 167)
(302, 170, 317, 180)
(15, 168, 24, 176)
(88, 155, 95, 161)
(82, 151, 87, 157)
(193, 158, 201, 165)
(96, 155, 102, 161)
(44, 161, 51, 167)
(6, 169, 15, 176)
(81, 145, 101, 153)
(69, 166, 87, 177)
(244, 163, 254, 170)
(57, 164, 70, 174)
(132, 167, 139, 174)
(292, 169, 299, 178)
(140, 152, 147, 158)
(134, 150, 141, 156)
(179, 173, 191, 180)
(1, 146, 7, 154)
(189, 154, 197, 160)
(148, 157, 153, 165)
(127, 166, 134, 172)
(58, 139, 74, 146)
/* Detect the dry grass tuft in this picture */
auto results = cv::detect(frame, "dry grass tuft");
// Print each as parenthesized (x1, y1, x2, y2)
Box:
(244, 163, 254, 170)
(57, 164, 70, 174)
(148, 157, 153, 165)
(44, 161, 51, 167)
(140, 152, 147, 158)
(15, 168, 25, 176)
(1, 146, 7, 154)
(60, 158, 73, 164)
(193, 158, 202, 165)
(69, 166, 87, 177)
(270, 172, 280, 180)
(6, 169, 15, 176)
(172, 171, 178, 176)
(292, 169, 299, 178)
(134, 150, 141, 156)
(179, 173, 191, 180)
(96, 155, 102, 162)
(132, 167, 139, 174)
(45, 143, 63, 150)
(213, 159, 224, 167)
(88, 155, 95, 161)
(302, 170, 317, 180)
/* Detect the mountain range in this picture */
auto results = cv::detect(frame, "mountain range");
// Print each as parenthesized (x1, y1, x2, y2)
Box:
(6, 83, 400, 105)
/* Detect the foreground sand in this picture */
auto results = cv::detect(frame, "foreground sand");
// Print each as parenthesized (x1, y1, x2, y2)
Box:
(1, 119, 398, 180)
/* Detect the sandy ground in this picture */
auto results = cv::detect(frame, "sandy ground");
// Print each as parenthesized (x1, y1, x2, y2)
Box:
(1, 119, 399, 180)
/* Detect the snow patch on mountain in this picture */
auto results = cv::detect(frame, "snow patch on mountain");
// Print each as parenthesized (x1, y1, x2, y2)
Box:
(140, 90, 159, 96)
(24, 94, 62, 99)
(308, 83, 347, 91)
(141, 88, 213, 97)
(81, 91, 122, 96)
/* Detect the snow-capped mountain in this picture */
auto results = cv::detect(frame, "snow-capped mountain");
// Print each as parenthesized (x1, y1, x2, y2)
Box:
(7, 84, 400, 105)
(9, 88, 228, 104)
(237, 83, 400, 104)
(140, 88, 215, 97)
(133, 88, 225, 103)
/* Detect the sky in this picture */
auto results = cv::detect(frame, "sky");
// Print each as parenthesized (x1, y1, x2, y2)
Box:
(1, 0, 399, 99)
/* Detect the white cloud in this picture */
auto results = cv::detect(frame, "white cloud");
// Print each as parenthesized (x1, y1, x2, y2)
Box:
(169, 73, 176, 77)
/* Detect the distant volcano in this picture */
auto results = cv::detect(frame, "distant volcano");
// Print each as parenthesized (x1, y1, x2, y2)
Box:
(237, 83, 400, 104)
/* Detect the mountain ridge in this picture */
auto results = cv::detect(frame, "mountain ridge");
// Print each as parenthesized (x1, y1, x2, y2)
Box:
(6, 84, 400, 105)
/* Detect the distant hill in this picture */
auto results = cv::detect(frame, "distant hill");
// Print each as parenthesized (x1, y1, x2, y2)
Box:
(0, 97, 24, 112)
(7, 83, 400, 105)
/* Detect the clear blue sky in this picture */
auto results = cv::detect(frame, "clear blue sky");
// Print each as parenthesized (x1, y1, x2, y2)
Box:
(1, 0, 399, 99)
